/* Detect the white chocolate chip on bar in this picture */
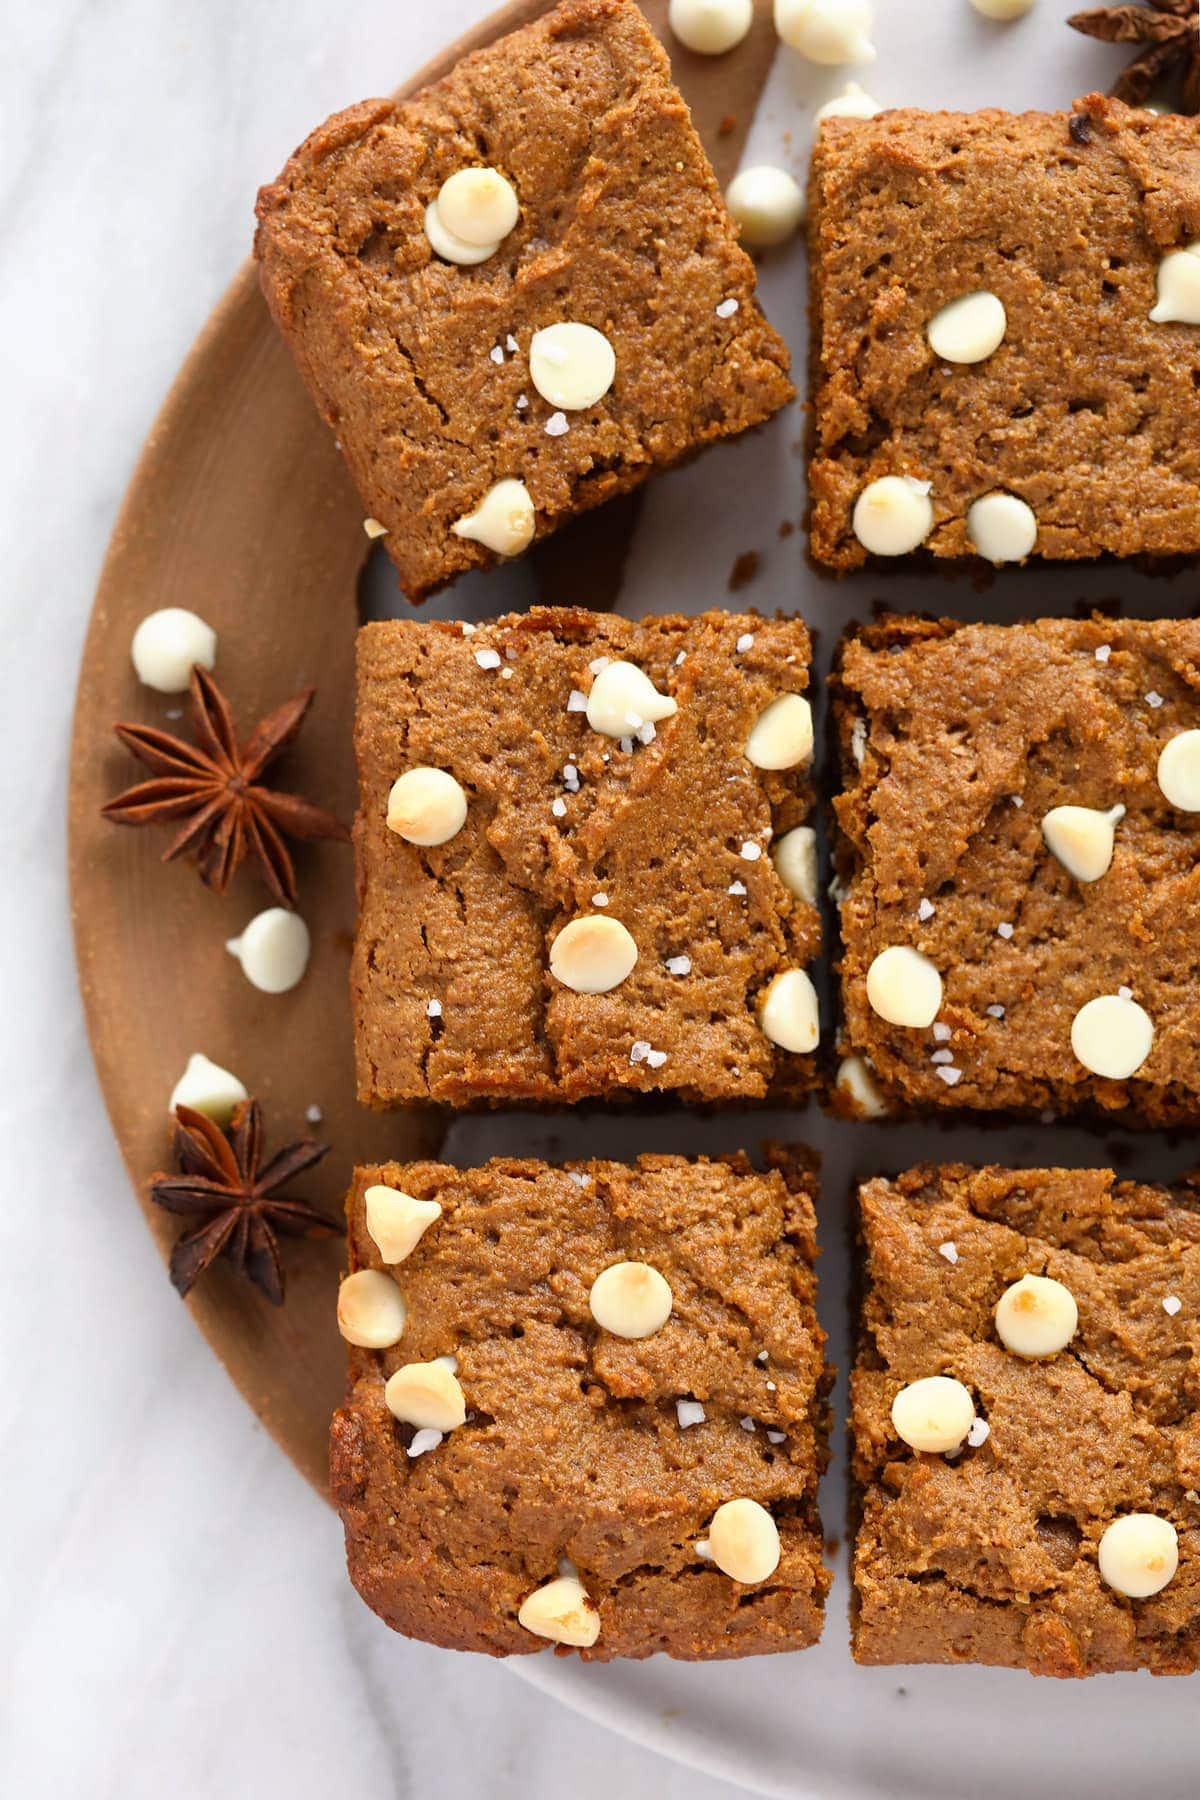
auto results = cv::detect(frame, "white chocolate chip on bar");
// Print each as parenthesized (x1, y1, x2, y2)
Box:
(131, 607, 217, 693)
(866, 946, 943, 1028)
(435, 167, 519, 247)
(424, 201, 501, 266)
(1150, 245, 1200, 325)
(772, 826, 818, 906)
(758, 968, 820, 1053)
(1098, 1514, 1179, 1598)
(529, 322, 616, 410)
(549, 915, 638, 994)
(1157, 729, 1200, 810)
(169, 1052, 247, 1124)
(1041, 803, 1124, 882)
(586, 660, 677, 738)
(745, 693, 813, 768)
(452, 479, 535, 557)
(384, 1359, 467, 1431)
(891, 1375, 975, 1454)
(995, 1274, 1078, 1358)
(518, 1573, 601, 1647)
(336, 1270, 408, 1349)
(1071, 993, 1154, 1079)
(669, 0, 753, 54)
(816, 81, 881, 121)
(927, 291, 1007, 363)
(386, 767, 468, 846)
(706, 1499, 780, 1584)
(589, 1261, 673, 1338)
(970, 0, 1036, 16)
(226, 907, 310, 994)
(725, 165, 806, 248)
(852, 476, 933, 556)
(775, 0, 876, 64)
(365, 1185, 442, 1264)
(836, 1054, 889, 1118)
(967, 492, 1037, 564)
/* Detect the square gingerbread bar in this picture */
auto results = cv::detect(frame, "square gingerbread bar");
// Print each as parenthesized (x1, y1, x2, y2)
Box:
(353, 608, 821, 1107)
(807, 96, 1200, 569)
(852, 1164, 1200, 1677)
(254, 0, 793, 602)
(832, 614, 1200, 1127)
(331, 1152, 830, 1660)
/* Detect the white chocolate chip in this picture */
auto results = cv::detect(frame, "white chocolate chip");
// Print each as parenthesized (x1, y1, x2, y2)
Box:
(1149, 244, 1200, 325)
(384, 1360, 467, 1431)
(1041, 803, 1124, 882)
(336, 1270, 407, 1349)
(676, 1399, 706, 1427)
(772, 826, 818, 907)
(451, 479, 535, 557)
(530, 322, 616, 410)
(816, 81, 881, 121)
(669, 0, 753, 54)
(130, 608, 217, 693)
(967, 491, 1037, 564)
(852, 475, 933, 556)
(706, 1499, 780, 1585)
(1098, 1514, 1179, 1599)
(745, 693, 814, 769)
(168, 1052, 247, 1124)
(758, 968, 820, 1053)
(386, 767, 468, 846)
(774, 0, 876, 64)
(995, 1274, 1078, 1358)
(927, 291, 1007, 364)
(866, 945, 943, 1028)
(518, 1574, 601, 1647)
(836, 1054, 889, 1118)
(363, 517, 389, 539)
(225, 907, 310, 995)
(586, 660, 677, 738)
(1157, 729, 1200, 810)
(1071, 993, 1154, 1080)
(549, 915, 638, 994)
(435, 167, 519, 247)
(589, 1261, 673, 1338)
(423, 200, 501, 266)
(969, 0, 1036, 15)
(891, 1375, 975, 1454)
(365, 1185, 442, 1264)
(725, 165, 806, 249)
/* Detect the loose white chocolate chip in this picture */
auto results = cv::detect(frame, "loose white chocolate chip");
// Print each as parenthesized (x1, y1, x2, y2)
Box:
(529, 322, 616, 410)
(995, 1274, 1078, 1358)
(927, 290, 1007, 364)
(586, 660, 677, 738)
(365, 1185, 442, 1264)
(384, 1360, 467, 1432)
(435, 167, 519, 247)
(967, 492, 1037, 564)
(423, 200, 500, 266)
(386, 767, 468, 847)
(1041, 803, 1124, 882)
(225, 907, 310, 994)
(772, 826, 818, 906)
(1149, 245, 1200, 325)
(706, 1499, 781, 1584)
(336, 1270, 407, 1349)
(775, 0, 876, 64)
(169, 1052, 248, 1124)
(130, 608, 217, 693)
(758, 968, 820, 1053)
(816, 81, 881, 121)
(725, 166, 806, 249)
(891, 1375, 975, 1454)
(866, 946, 943, 1029)
(852, 475, 933, 556)
(589, 1261, 673, 1338)
(549, 915, 638, 994)
(669, 0, 753, 54)
(452, 479, 535, 558)
(518, 1574, 601, 1647)
(1071, 993, 1154, 1080)
(1157, 729, 1200, 810)
(836, 1054, 889, 1118)
(1098, 1514, 1179, 1599)
(745, 693, 814, 769)
(970, 0, 1036, 18)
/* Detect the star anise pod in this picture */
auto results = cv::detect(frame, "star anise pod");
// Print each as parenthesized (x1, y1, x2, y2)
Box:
(1069, 0, 1200, 112)
(149, 1100, 341, 1304)
(102, 666, 350, 906)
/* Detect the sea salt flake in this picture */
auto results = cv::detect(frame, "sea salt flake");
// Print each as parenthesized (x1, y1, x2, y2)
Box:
(736, 633, 755, 652)
(489, 344, 504, 364)
(666, 955, 692, 976)
(716, 297, 740, 318)
(967, 1418, 990, 1448)
(630, 1040, 651, 1064)
(552, 797, 567, 818)
(618, 735, 635, 755)
(918, 898, 935, 922)
(589, 656, 611, 675)
(674, 650, 687, 666)
(986, 1003, 1006, 1019)
(460, 621, 477, 636)
(425, 999, 443, 1019)
(741, 841, 762, 862)
(1146, 690, 1164, 709)
(517, 393, 529, 411)
(997, 921, 1014, 939)
(766, 1430, 786, 1445)
(756, 1350, 769, 1364)
(1095, 644, 1112, 663)
(851, 718, 868, 767)
(305, 1103, 324, 1125)
(500, 666, 514, 679)
(1164, 1295, 1183, 1317)
(592, 892, 609, 907)
(474, 648, 501, 670)
(407, 1429, 443, 1459)
(938, 1241, 959, 1265)
(740, 1416, 756, 1432)
(646, 1048, 668, 1069)
(728, 879, 748, 896)
(1010, 795, 1024, 808)
(676, 1400, 706, 1428)
(932, 1022, 952, 1043)
(931, 1049, 954, 1065)
(935, 1065, 963, 1087)
(545, 411, 569, 437)
(506, 333, 518, 353)
(569, 1171, 591, 1188)
(1118, 984, 1133, 1001)
(766, 1380, 777, 1392)
(637, 721, 657, 745)
(567, 688, 588, 712)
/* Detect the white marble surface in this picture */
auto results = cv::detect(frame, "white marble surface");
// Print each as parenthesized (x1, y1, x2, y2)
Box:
(0, 5, 743, 1796)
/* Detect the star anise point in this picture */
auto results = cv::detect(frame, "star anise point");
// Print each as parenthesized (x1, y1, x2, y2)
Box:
(1069, 0, 1200, 113)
